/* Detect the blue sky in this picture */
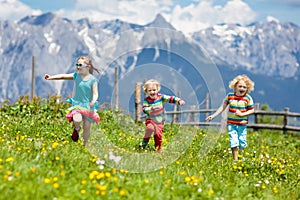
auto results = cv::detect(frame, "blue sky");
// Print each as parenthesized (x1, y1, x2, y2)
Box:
(1, 0, 299, 34)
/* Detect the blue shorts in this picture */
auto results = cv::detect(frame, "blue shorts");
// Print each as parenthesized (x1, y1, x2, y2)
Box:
(227, 124, 247, 149)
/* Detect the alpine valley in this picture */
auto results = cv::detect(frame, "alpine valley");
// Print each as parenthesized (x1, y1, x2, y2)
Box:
(0, 13, 299, 112)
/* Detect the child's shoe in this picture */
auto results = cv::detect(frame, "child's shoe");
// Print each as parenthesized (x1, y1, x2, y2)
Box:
(139, 139, 149, 149)
(71, 127, 80, 142)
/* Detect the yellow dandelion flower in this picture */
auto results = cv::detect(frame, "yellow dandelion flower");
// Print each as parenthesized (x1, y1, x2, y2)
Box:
(113, 176, 118, 182)
(100, 191, 106, 196)
(185, 177, 191, 182)
(80, 189, 86, 194)
(144, 179, 149, 184)
(14, 172, 20, 177)
(96, 172, 105, 180)
(208, 189, 214, 195)
(159, 171, 164, 175)
(81, 180, 87, 185)
(53, 183, 59, 189)
(273, 187, 278, 193)
(89, 170, 99, 179)
(44, 178, 51, 184)
(0, 165, 3, 169)
(5, 157, 14, 162)
(3, 174, 9, 180)
(52, 142, 59, 149)
(55, 156, 60, 161)
(30, 168, 36, 173)
(96, 184, 107, 191)
(105, 172, 111, 178)
(113, 187, 119, 193)
(53, 177, 58, 182)
(262, 185, 266, 189)
(119, 189, 126, 196)
(60, 165, 64, 169)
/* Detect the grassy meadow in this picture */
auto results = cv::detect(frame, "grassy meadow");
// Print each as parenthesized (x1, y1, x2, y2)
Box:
(0, 96, 299, 200)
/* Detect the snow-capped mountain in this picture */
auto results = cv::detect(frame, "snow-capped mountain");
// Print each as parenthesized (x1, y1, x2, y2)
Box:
(192, 19, 300, 78)
(0, 13, 299, 112)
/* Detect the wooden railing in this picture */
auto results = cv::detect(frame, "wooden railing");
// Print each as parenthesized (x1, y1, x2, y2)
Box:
(139, 106, 300, 134)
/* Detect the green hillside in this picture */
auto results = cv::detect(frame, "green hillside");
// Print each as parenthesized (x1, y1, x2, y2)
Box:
(0, 96, 299, 200)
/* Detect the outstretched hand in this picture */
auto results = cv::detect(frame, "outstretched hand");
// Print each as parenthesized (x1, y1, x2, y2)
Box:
(179, 100, 185, 106)
(44, 74, 50, 80)
(206, 115, 213, 121)
(235, 110, 243, 117)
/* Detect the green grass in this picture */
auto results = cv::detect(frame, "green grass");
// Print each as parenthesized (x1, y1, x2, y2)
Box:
(0, 96, 299, 200)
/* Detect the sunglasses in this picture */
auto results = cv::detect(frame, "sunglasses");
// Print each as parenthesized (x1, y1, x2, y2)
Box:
(75, 63, 88, 68)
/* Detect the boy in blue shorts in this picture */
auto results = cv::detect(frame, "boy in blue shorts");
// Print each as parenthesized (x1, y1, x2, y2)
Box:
(206, 75, 255, 162)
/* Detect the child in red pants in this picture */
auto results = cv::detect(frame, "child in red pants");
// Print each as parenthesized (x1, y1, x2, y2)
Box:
(139, 79, 185, 152)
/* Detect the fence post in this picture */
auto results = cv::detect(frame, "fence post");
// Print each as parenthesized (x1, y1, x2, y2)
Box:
(205, 93, 209, 119)
(283, 107, 289, 134)
(135, 82, 142, 123)
(31, 56, 36, 99)
(172, 92, 181, 123)
(188, 105, 196, 122)
(254, 103, 260, 132)
(114, 67, 119, 110)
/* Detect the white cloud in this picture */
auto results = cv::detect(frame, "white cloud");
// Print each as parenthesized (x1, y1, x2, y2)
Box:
(59, 0, 173, 25)
(60, 0, 257, 34)
(166, 0, 257, 34)
(0, 0, 41, 21)
(0, 0, 257, 35)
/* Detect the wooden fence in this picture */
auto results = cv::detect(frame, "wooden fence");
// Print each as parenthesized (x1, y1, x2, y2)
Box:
(137, 104, 300, 134)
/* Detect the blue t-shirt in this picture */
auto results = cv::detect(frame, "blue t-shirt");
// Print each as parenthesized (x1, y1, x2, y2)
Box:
(67, 72, 98, 110)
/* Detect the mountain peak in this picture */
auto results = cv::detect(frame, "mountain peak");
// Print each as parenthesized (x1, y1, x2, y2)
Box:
(20, 12, 57, 26)
(146, 13, 175, 30)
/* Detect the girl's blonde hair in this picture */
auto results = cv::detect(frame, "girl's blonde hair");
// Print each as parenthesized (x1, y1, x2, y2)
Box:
(229, 74, 254, 92)
(143, 79, 161, 93)
(78, 56, 101, 74)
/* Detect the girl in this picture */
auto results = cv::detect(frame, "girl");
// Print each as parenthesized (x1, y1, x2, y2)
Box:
(140, 79, 185, 152)
(45, 56, 100, 146)
(206, 74, 255, 162)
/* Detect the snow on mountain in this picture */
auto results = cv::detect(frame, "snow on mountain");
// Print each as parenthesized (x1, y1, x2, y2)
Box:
(192, 21, 300, 78)
(0, 13, 300, 111)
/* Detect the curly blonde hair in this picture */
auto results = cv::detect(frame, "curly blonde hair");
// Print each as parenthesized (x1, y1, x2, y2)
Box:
(143, 79, 161, 93)
(229, 74, 254, 92)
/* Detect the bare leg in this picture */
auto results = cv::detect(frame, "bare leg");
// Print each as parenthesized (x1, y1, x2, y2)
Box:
(82, 118, 91, 146)
(231, 147, 238, 161)
(73, 113, 82, 130)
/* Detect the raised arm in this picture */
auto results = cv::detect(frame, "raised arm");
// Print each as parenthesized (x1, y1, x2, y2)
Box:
(44, 73, 74, 80)
(206, 102, 228, 121)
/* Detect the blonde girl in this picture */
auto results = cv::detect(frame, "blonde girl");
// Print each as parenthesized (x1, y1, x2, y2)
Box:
(45, 56, 100, 146)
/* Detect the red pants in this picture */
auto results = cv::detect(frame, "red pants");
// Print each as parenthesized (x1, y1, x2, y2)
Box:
(144, 120, 164, 151)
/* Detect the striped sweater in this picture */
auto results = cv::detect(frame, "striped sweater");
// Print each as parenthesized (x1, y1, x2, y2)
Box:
(225, 92, 254, 125)
(142, 93, 182, 123)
